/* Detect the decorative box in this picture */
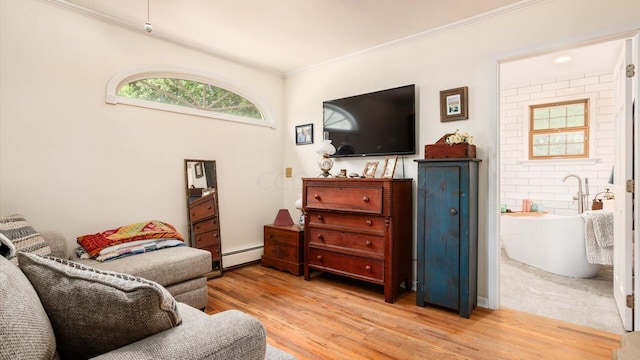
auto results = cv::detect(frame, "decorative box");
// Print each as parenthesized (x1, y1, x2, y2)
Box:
(424, 133, 476, 159)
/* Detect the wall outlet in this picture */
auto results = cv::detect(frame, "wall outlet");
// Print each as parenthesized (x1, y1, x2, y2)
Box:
(285, 167, 292, 178)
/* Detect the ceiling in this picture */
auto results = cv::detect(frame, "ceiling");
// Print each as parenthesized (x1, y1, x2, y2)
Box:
(58, 0, 623, 80)
(62, 0, 526, 73)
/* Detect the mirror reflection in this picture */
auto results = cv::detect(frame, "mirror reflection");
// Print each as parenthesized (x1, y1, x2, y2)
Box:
(184, 159, 222, 277)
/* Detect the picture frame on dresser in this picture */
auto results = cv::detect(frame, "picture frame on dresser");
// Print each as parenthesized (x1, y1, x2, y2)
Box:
(363, 161, 378, 178)
(382, 156, 398, 178)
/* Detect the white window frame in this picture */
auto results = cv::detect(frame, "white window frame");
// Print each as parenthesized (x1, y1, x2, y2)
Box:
(106, 66, 274, 128)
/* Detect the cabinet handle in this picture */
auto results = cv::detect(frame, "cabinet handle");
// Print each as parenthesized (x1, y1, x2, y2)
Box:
(314, 194, 321, 200)
(317, 215, 323, 221)
(195, 225, 200, 230)
(207, 206, 212, 210)
(365, 265, 371, 272)
(366, 220, 373, 226)
(449, 208, 458, 215)
(365, 240, 372, 247)
(317, 255, 323, 261)
(316, 234, 324, 240)
(362, 196, 369, 202)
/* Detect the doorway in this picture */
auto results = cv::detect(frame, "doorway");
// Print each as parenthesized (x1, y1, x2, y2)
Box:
(497, 39, 627, 334)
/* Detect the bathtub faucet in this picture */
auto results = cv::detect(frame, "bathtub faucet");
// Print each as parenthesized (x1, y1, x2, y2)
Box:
(562, 174, 588, 214)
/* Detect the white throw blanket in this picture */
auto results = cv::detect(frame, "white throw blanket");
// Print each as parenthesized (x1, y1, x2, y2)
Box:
(581, 210, 614, 265)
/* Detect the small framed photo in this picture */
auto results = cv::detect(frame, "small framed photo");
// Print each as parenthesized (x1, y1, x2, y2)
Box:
(382, 156, 398, 178)
(194, 162, 204, 178)
(363, 161, 379, 178)
(295, 123, 314, 145)
(440, 86, 468, 122)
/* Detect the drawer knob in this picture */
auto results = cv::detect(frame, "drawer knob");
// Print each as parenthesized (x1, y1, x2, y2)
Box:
(316, 215, 323, 221)
(365, 240, 372, 247)
(366, 220, 373, 226)
(362, 196, 370, 202)
(314, 194, 321, 200)
(365, 265, 371, 272)
(449, 208, 458, 215)
(316, 234, 324, 240)
(317, 255, 323, 261)
(195, 225, 200, 230)
(207, 206, 212, 210)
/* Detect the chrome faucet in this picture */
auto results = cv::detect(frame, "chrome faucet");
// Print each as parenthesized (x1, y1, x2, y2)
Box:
(562, 174, 588, 214)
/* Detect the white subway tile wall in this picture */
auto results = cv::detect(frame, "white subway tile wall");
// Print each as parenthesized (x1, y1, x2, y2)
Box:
(500, 72, 615, 215)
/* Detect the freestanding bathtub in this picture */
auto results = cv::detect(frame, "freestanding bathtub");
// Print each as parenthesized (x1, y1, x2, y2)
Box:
(500, 213, 603, 278)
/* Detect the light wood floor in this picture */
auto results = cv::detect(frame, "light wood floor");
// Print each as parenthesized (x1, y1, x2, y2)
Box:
(205, 264, 621, 360)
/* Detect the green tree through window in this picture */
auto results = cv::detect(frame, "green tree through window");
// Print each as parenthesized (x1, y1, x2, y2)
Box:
(118, 78, 263, 120)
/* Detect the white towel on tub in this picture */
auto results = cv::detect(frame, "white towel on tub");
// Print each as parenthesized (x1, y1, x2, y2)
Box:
(581, 210, 613, 265)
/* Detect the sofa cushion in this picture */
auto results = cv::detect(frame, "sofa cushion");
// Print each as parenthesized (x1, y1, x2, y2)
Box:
(0, 214, 51, 264)
(18, 252, 182, 359)
(74, 245, 212, 288)
(0, 255, 56, 360)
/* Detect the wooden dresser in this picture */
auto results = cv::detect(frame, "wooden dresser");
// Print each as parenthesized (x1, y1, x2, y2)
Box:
(189, 192, 222, 277)
(262, 224, 304, 276)
(302, 178, 412, 303)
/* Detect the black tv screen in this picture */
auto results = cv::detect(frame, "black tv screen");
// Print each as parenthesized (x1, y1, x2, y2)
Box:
(323, 84, 416, 157)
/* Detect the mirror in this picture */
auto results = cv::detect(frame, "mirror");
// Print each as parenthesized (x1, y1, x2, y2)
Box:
(185, 159, 222, 276)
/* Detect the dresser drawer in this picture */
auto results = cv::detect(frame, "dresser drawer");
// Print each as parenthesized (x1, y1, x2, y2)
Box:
(193, 217, 218, 235)
(306, 211, 386, 234)
(306, 185, 383, 214)
(264, 236, 301, 262)
(307, 248, 384, 282)
(307, 227, 384, 256)
(194, 230, 219, 248)
(190, 197, 217, 222)
(201, 244, 221, 262)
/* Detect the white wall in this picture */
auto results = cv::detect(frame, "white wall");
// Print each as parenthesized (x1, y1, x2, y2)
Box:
(283, 0, 640, 304)
(500, 71, 615, 215)
(0, 0, 286, 266)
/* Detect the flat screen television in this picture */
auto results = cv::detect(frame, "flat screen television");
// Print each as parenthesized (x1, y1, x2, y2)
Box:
(322, 84, 416, 157)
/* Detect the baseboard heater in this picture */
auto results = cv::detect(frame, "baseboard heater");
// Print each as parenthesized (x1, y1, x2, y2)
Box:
(222, 245, 264, 269)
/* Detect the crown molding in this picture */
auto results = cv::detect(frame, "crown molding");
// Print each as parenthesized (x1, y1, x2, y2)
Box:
(286, 0, 550, 76)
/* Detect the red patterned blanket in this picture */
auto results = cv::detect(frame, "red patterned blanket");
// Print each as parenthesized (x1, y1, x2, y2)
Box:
(77, 220, 184, 257)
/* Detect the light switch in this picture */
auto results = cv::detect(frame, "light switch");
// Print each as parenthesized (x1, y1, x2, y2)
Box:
(285, 167, 292, 177)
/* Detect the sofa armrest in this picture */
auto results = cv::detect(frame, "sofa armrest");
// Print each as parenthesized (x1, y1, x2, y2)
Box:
(40, 231, 68, 259)
(90, 310, 267, 360)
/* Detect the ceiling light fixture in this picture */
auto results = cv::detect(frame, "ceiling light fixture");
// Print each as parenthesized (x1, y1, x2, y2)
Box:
(143, 0, 153, 32)
(554, 56, 571, 64)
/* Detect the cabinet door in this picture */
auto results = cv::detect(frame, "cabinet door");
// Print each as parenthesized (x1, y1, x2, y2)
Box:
(421, 165, 460, 310)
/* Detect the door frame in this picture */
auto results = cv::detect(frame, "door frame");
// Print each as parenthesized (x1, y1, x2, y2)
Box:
(492, 31, 639, 326)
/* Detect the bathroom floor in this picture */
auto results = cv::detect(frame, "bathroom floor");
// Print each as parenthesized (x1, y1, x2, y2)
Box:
(500, 249, 625, 334)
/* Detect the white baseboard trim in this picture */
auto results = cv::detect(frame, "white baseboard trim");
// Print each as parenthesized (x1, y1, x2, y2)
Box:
(222, 246, 264, 268)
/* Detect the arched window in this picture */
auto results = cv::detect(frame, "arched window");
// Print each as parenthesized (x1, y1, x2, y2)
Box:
(106, 67, 272, 127)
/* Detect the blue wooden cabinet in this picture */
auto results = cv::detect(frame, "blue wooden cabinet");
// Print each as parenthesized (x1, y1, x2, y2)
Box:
(415, 159, 480, 318)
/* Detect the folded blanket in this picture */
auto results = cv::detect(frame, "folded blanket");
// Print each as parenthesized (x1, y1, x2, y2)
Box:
(581, 210, 614, 265)
(77, 220, 184, 257)
(95, 239, 185, 262)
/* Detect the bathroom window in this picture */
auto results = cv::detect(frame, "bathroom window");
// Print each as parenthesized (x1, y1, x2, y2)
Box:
(529, 99, 589, 159)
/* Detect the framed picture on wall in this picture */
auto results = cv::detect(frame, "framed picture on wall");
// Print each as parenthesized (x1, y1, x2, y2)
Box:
(440, 86, 468, 122)
(295, 123, 314, 145)
(194, 162, 204, 178)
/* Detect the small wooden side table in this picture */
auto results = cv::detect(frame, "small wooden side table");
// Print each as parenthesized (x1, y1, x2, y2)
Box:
(262, 224, 304, 276)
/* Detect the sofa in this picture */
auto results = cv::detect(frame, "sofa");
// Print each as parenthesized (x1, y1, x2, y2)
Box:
(1, 244, 296, 359)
